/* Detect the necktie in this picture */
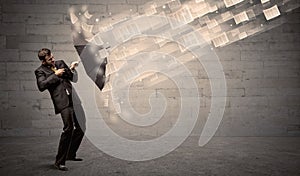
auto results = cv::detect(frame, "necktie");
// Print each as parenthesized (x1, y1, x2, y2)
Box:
(51, 67, 57, 72)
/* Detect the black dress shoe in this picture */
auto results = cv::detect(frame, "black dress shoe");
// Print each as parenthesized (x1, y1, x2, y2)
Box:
(66, 157, 83, 161)
(54, 163, 68, 171)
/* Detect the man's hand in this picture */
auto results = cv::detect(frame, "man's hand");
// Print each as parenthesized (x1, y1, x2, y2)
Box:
(55, 68, 65, 76)
(70, 61, 80, 71)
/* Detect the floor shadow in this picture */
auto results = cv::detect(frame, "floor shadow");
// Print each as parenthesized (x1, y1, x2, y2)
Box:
(35, 163, 57, 171)
(39, 154, 55, 161)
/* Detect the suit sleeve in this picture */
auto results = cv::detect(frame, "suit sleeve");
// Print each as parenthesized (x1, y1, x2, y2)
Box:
(71, 69, 78, 83)
(35, 69, 60, 92)
(60, 60, 78, 83)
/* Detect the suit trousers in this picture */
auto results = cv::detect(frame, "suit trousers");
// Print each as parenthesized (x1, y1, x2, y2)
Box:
(55, 103, 85, 165)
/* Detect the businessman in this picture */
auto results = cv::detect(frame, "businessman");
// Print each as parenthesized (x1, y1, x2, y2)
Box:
(34, 48, 85, 171)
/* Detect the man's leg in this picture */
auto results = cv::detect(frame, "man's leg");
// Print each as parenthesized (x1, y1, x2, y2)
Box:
(66, 104, 85, 159)
(55, 107, 74, 166)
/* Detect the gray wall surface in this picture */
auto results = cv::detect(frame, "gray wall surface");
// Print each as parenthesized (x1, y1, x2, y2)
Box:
(0, 0, 299, 137)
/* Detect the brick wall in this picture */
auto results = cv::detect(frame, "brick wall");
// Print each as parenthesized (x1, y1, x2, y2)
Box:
(0, 0, 299, 137)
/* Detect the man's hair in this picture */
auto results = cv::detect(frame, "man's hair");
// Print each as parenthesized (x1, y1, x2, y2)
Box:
(38, 48, 51, 61)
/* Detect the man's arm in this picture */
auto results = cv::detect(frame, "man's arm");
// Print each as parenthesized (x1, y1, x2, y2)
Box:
(35, 69, 60, 92)
(60, 60, 78, 83)
(71, 69, 78, 83)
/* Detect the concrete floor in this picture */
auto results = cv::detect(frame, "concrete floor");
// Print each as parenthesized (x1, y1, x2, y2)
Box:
(0, 136, 299, 176)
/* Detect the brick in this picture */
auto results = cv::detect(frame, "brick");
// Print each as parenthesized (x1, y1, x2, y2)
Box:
(2, 0, 24, 3)
(241, 51, 262, 61)
(270, 42, 300, 51)
(39, 99, 54, 109)
(282, 23, 300, 33)
(245, 88, 282, 96)
(0, 63, 6, 77)
(0, 35, 5, 49)
(0, 24, 25, 35)
(2, 119, 32, 129)
(32, 119, 62, 128)
(229, 97, 268, 107)
(260, 79, 300, 88)
(49, 128, 62, 136)
(47, 35, 73, 43)
(23, 0, 44, 3)
(0, 92, 8, 111)
(3, 13, 64, 24)
(0, 4, 2, 21)
(26, 24, 72, 35)
(35, 0, 72, 4)
(127, 0, 148, 5)
(6, 35, 48, 49)
(86, 0, 126, 4)
(263, 68, 279, 78)
(108, 4, 137, 14)
(0, 49, 19, 61)
(285, 12, 300, 23)
(224, 70, 243, 79)
(226, 79, 243, 89)
(215, 49, 241, 61)
(282, 88, 300, 96)
(197, 79, 210, 89)
(262, 107, 289, 119)
(3, 4, 70, 14)
(20, 80, 37, 91)
(204, 96, 229, 108)
(261, 51, 300, 61)
(256, 126, 287, 136)
(245, 32, 300, 43)
(218, 43, 241, 51)
(0, 81, 20, 91)
(0, 128, 49, 136)
(238, 42, 270, 51)
(8, 92, 41, 110)
(227, 88, 245, 97)
(137, 88, 179, 98)
(19, 42, 53, 51)
(7, 62, 40, 80)
(7, 71, 36, 80)
(52, 43, 76, 51)
(242, 70, 263, 79)
(225, 107, 265, 117)
(218, 117, 263, 136)
(7, 62, 40, 72)
(20, 51, 39, 61)
(39, 109, 58, 119)
(267, 96, 289, 107)
(242, 79, 262, 88)
(264, 61, 300, 69)
(222, 61, 263, 70)
(184, 61, 205, 77)
(61, 0, 88, 4)
(8, 90, 49, 101)
(279, 69, 300, 78)
(287, 125, 300, 136)
(198, 69, 209, 79)
(203, 88, 244, 97)
(71, 4, 107, 14)
(287, 96, 300, 106)
(288, 108, 300, 121)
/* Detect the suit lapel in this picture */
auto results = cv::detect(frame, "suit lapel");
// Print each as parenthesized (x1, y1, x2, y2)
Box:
(55, 60, 63, 69)
(41, 64, 54, 74)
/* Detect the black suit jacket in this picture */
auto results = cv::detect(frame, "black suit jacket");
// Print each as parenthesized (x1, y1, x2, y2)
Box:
(35, 60, 80, 114)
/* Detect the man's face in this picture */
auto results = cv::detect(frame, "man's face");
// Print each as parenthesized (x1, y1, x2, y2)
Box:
(43, 54, 55, 67)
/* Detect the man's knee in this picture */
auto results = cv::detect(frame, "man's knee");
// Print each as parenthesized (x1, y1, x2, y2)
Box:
(63, 124, 74, 133)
